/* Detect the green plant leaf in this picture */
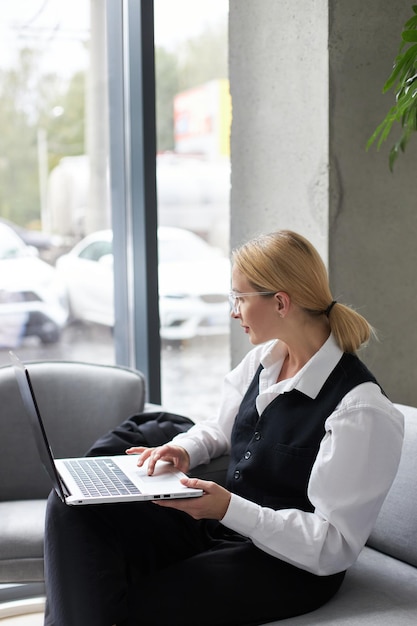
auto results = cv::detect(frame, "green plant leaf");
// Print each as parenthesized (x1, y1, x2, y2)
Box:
(402, 30, 417, 42)
(383, 44, 417, 91)
(367, 8, 417, 169)
(404, 15, 417, 28)
(389, 144, 400, 171)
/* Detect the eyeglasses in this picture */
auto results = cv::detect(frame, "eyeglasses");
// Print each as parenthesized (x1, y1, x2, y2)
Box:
(228, 290, 276, 315)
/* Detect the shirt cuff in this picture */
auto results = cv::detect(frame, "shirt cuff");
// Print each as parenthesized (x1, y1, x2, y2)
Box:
(221, 492, 260, 536)
(171, 435, 208, 469)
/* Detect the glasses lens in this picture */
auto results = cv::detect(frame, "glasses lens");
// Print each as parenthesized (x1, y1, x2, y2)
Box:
(228, 293, 238, 314)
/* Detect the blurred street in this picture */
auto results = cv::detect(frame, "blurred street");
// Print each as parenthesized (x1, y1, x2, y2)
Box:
(0, 321, 231, 423)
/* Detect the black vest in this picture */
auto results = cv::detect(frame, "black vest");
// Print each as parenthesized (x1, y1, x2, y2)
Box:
(226, 352, 381, 511)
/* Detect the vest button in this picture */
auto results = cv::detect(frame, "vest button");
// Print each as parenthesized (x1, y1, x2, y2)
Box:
(254, 432, 261, 441)
(244, 451, 251, 460)
(234, 470, 240, 479)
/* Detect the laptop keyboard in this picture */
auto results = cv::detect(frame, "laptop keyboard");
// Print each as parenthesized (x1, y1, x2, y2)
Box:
(63, 458, 141, 497)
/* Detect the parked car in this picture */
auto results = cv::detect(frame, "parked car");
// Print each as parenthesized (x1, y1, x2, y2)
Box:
(55, 227, 231, 340)
(0, 218, 61, 253)
(0, 223, 69, 347)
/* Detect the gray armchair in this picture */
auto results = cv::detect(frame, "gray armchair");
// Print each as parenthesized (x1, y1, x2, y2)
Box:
(0, 360, 146, 605)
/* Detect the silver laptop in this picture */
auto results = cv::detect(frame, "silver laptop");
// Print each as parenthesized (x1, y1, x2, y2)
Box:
(9, 351, 203, 505)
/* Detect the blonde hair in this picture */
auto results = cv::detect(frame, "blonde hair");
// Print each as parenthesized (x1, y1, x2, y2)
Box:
(232, 230, 375, 353)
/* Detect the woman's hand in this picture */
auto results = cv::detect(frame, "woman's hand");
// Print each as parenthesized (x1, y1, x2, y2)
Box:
(126, 443, 191, 475)
(126, 446, 232, 520)
(153, 477, 232, 521)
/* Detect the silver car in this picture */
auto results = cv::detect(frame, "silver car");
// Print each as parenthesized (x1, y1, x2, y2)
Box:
(56, 227, 231, 341)
(0, 223, 69, 347)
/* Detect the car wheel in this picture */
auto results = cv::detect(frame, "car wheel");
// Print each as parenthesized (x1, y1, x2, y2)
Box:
(38, 323, 61, 344)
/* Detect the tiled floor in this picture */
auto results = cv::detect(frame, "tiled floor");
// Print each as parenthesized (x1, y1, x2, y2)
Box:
(0, 614, 43, 625)
(0, 598, 44, 624)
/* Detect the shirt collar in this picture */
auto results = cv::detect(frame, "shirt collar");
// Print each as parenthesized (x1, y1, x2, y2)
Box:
(260, 334, 343, 399)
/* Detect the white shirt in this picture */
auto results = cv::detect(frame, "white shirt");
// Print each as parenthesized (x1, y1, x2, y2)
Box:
(173, 334, 404, 575)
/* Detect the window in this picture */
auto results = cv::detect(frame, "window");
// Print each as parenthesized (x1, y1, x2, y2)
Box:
(0, 0, 230, 424)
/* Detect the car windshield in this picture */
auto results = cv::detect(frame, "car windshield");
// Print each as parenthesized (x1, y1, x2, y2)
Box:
(0, 226, 26, 260)
(79, 240, 112, 262)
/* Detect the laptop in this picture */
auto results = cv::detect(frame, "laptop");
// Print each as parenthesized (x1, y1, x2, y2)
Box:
(9, 351, 203, 505)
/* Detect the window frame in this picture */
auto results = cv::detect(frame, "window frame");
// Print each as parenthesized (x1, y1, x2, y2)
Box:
(106, 0, 161, 403)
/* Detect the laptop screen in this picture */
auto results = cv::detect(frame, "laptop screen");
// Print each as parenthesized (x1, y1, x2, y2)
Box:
(9, 351, 67, 502)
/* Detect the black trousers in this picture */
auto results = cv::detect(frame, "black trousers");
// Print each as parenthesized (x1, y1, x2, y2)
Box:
(44, 491, 345, 626)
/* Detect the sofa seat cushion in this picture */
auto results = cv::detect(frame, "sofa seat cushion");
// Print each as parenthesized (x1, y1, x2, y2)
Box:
(264, 546, 417, 625)
(0, 500, 46, 583)
(366, 403, 417, 567)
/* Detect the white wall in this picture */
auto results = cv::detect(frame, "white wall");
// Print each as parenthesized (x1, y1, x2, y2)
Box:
(229, 0, 329, 365)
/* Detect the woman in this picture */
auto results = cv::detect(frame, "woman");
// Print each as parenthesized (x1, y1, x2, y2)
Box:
(44, 230, 404, 625)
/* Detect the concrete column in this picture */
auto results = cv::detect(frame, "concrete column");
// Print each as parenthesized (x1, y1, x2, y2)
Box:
(86, 0, 111, 233)
(229, 0, 417, 404)
(229, 0, 329, 364)
(328, 1, 417, 404)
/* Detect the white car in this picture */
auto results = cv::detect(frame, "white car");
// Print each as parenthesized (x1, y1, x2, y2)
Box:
(0, 223, 69, 347)
(55, 227, 231, 341)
